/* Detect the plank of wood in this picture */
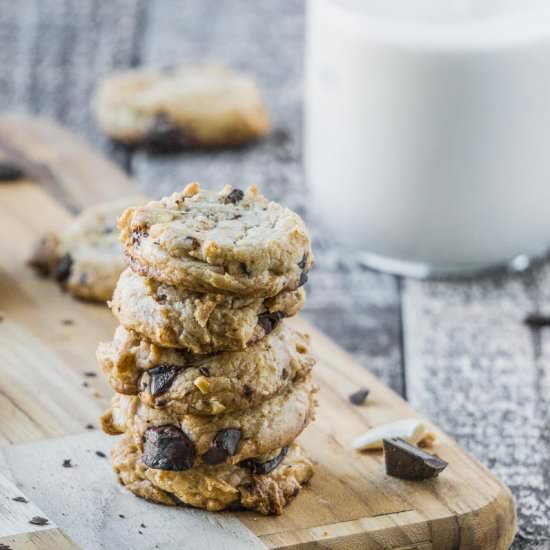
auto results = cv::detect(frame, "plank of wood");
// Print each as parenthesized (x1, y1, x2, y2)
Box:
(403, 272, 549, 547)
(133, 0, 405, 394)
(1, 432, 265, 550)
(0, 117, 516, 549)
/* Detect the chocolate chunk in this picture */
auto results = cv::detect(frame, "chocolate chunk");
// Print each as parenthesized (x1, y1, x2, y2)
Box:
(183, 236, 200, 249)
(524, 313, 550, 327)
(298, 254, 308, 269)
(12, 496, 28, 503)
(0, 161, 24, 182)
(147, 364, 180, 396)
(257, 311, 285, 335)
(383, 438, 447, 480)
(281, 368, 288, 380)
(53, 253, 73, 284)
(143, 115, 195, 152)
(202, 428, 242, 465)
(297, 271, 308, 288)
(242, 384, 253, 398)
(62, 459, 74, 468)
(239, 446, 288, 475)
(198, 366, 210, 377)
(143, 425, 196, 471)
(29, 516, 49, 525)
(348, 387, 369, 406)
(224, 189, 244, 204)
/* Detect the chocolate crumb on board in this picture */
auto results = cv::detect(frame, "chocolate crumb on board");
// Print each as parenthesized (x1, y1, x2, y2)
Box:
(61, 319, 74, 326)
(29, 516, 49, 525)
(140, 523, 146, 528)
(85, 424, 95, 430)
(62, 459, 74, 468)
(383, 438, 447, 480)
(348, 387, 369, 406)
(84, 371, 97, 377)
(118, 514, 125, 519)
(96, 450, 107, 458)
(0, 161, 25, 182)
(0, 543, 12, 549)
(524, 313, 550, 327)
(12, 496, 28, 503)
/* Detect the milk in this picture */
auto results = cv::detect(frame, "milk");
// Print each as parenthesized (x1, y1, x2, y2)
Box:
(305, 0, 550, 277)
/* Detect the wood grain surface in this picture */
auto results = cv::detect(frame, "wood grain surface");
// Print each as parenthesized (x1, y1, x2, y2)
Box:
(0, 117, 516, 549)
(0, 1, 546, 547)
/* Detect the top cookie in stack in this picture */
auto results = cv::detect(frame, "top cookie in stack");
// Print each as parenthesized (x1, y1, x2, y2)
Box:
(99, 183, 317, 515)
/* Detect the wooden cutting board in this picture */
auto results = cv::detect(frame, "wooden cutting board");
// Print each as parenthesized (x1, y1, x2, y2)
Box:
(0, 115, 516, 550)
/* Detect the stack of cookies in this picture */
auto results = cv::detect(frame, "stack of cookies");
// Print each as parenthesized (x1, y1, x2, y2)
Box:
(98, 183, 316, 515)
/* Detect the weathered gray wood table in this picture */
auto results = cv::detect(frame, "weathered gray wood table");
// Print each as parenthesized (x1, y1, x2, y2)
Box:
(0, 1, 547, 548)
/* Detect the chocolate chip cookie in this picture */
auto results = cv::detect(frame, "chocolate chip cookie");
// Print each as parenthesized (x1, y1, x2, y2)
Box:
(98, 324, 314, 415)
(28, 196, 145, 302)
(110, 267, 304, 353)
(112, 437, 313, 515)
(118, 183, 313, 297)
(95, 64, 270, 150)
(101, 377, 317, 467)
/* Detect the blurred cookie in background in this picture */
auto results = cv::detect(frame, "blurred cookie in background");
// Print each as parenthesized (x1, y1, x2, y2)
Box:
(94, 64, 270, 152)
(28, 196, 145, 302)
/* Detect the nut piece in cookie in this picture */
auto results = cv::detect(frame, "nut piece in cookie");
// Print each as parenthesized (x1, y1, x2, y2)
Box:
(95, 64, 270, 150)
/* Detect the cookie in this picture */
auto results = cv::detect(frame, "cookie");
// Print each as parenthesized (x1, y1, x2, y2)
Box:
(111, 267, 305, 352)
(101, 377, 317, 467)
(112, 437, 313, 515)
(97, 324, 315, 415)
(119, 183, 313, 297)
(28, 196, 145, 302)
(95, 64, 270, 150)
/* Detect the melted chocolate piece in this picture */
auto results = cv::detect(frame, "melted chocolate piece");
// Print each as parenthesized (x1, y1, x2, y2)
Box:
(257, 311, 285, 335)
(298, 253, 308, 269)
(198, 366, 210, 377)
(239, 446, 288, 475)
(224, 189, 244, 204)
(202, 428, 242, 465)
(0, 161, 24, 182)
(143, 115, 196, 152)
(297, 271, 308, 288)
(348, 387, 369, 406)
(147, 364, 180, 396)
(383, 438, 447, 480)
(53, 253, 73, 284)
(143, 425, 196, 471)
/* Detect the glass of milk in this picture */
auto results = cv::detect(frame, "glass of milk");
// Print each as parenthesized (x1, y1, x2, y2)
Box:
(305, 0, 550, 277)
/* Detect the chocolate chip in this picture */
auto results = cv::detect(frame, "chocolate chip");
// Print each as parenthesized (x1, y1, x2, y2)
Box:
(224, 189, 244, 204)
(281, 368, 288, 380)
(143, 425, 196, 471)
(62, 459, 74, 468)
(202, 428, 242, 465)
(0, 161, 24, 181)
(242, 384, 253, 398)
(348, 387, 369, 406)
(298, 254, 308, 269)
(183, 236, 199, 249)
(198, 366, 210, 377)
(147, 364, 180, 396)
(29, 516, 49, 525)
(240, 262, 252, 276)
(524, 313, 550, 327)
(131, 229, 149, 245)
(95, 450, 106, 458)
(383, 438, 447, 480)
(257, 311, 285, 335)
(156, 293, 167, 304)
(143, 115, 196, 152)
(53, 253, 73, 284)
(297, 271, 308, 288)
(12, 496, 28, 503)
(239, 446, 288, 475)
